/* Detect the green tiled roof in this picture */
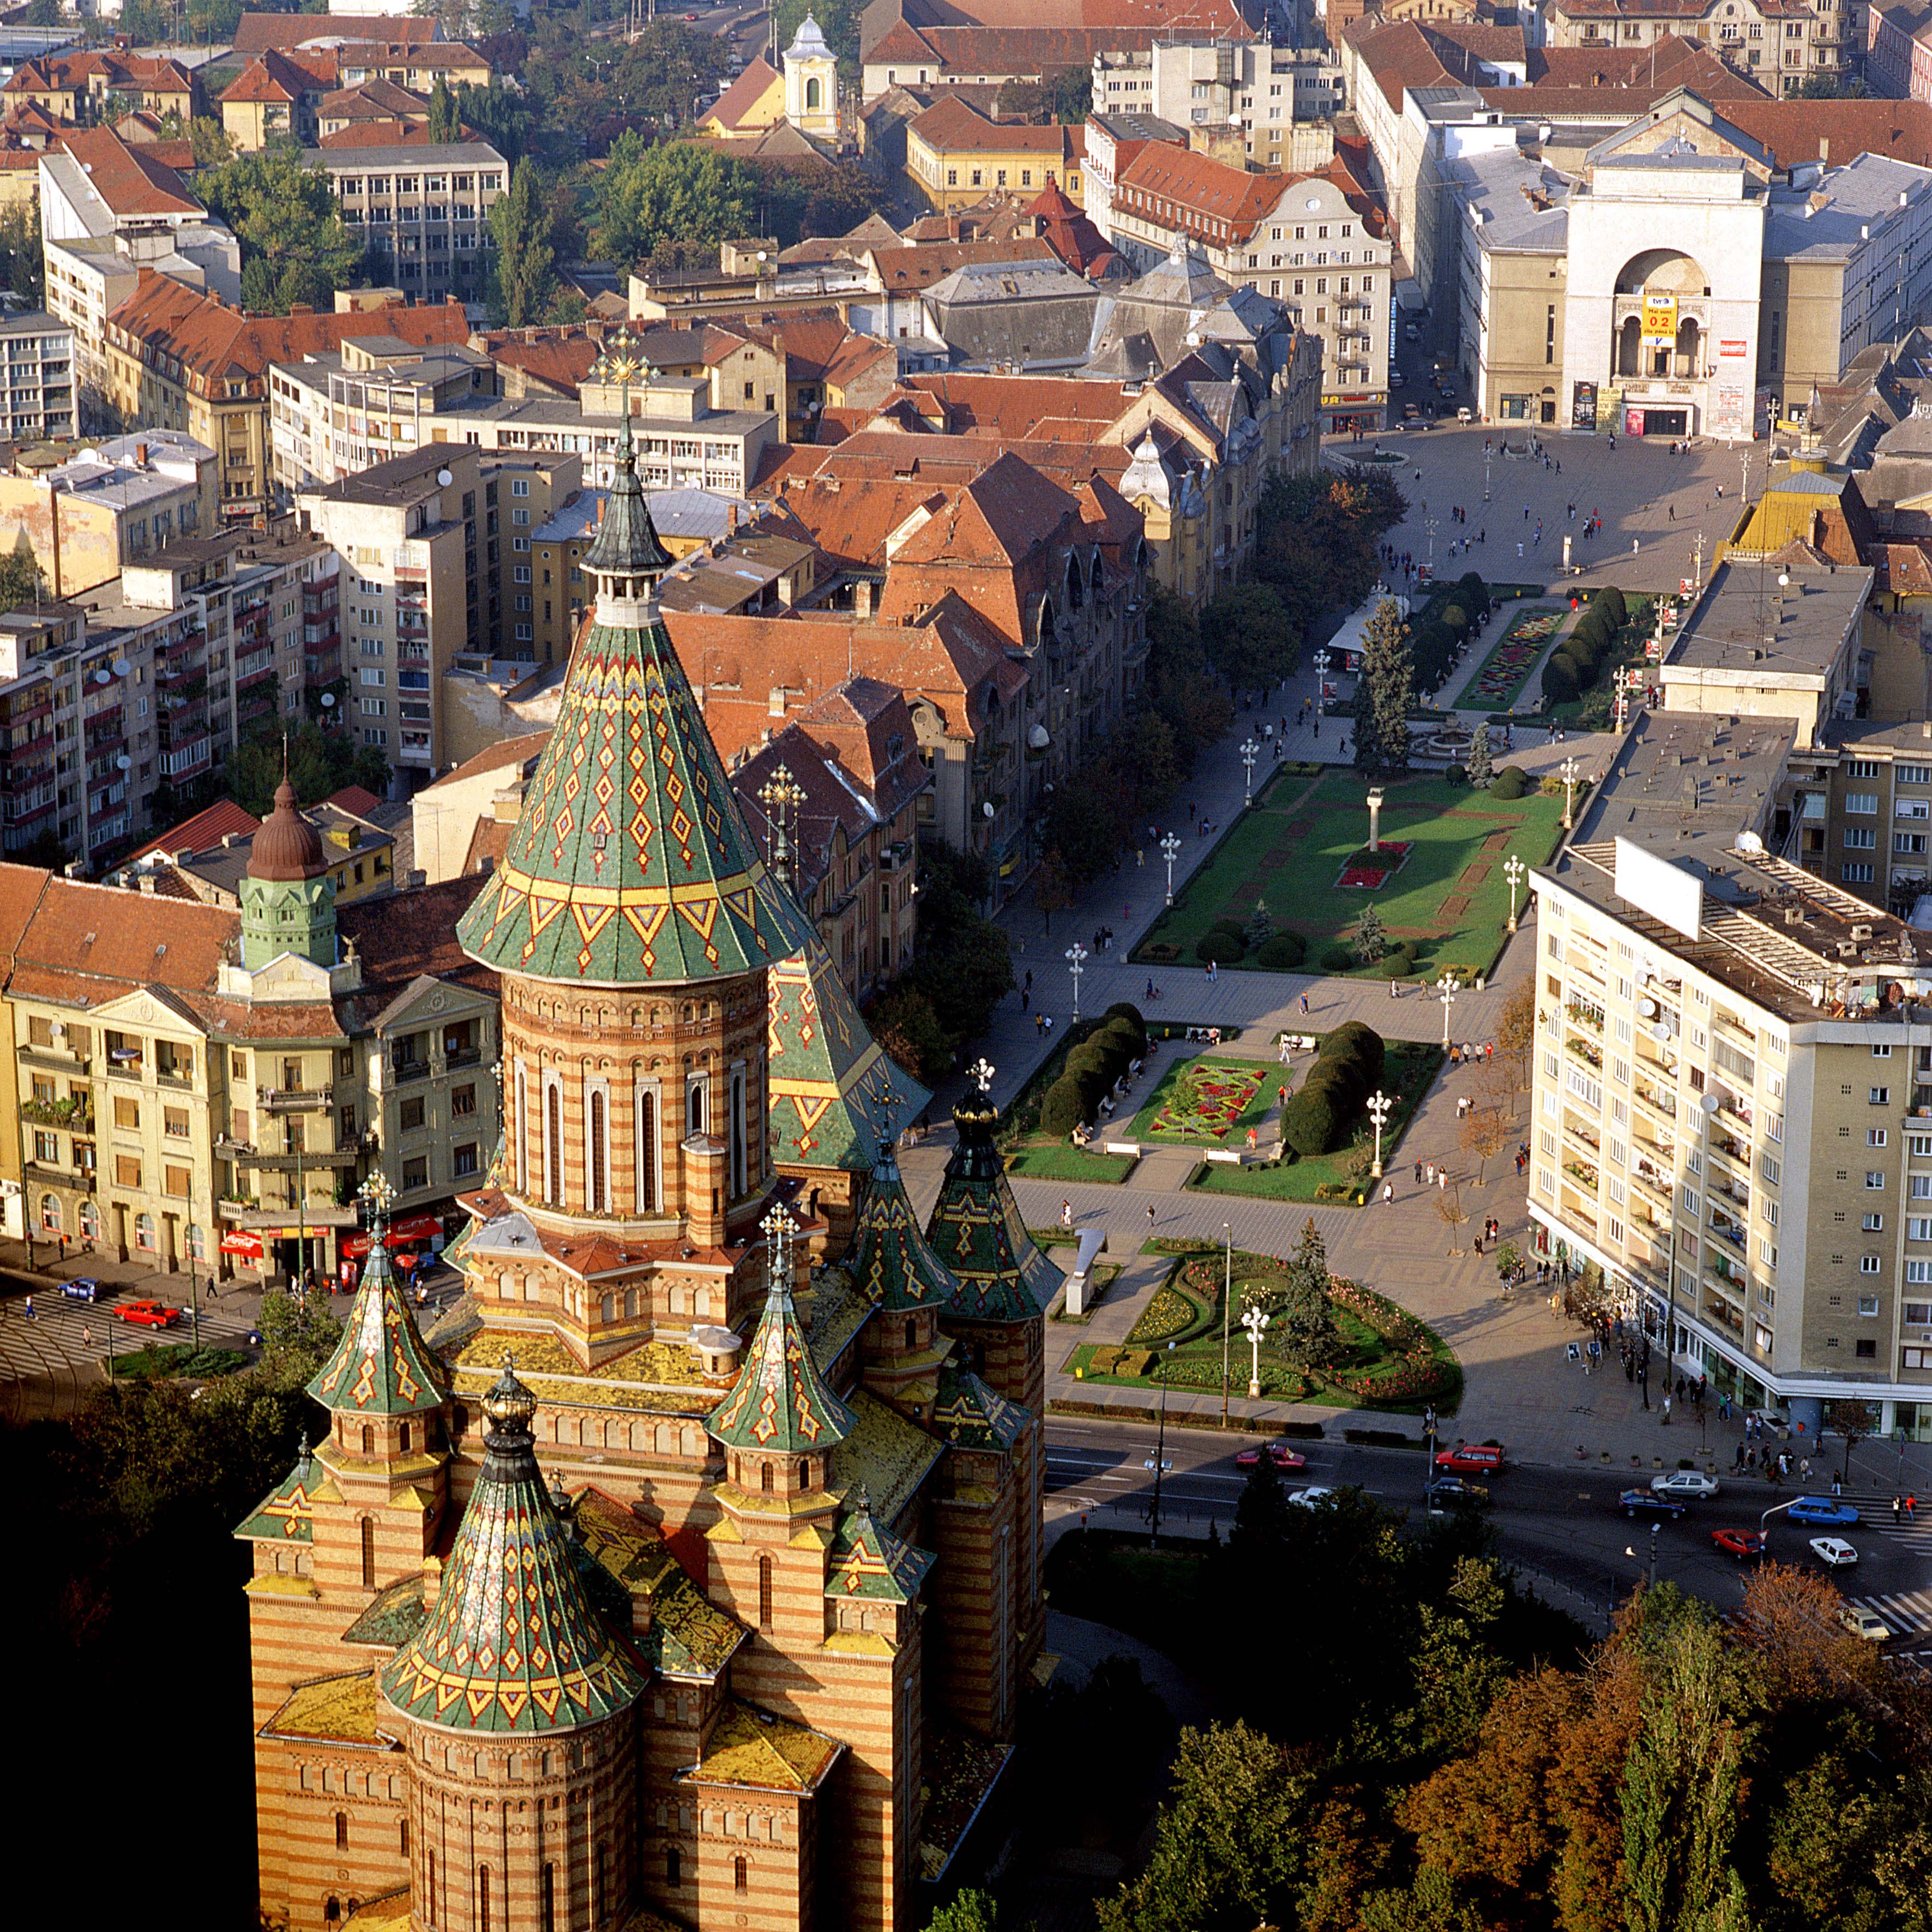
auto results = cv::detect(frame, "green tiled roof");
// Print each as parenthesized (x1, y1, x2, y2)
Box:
(572, 1486, 744, 1680)
(767, 936, 929, 1171)
(234, 1438, 319, 1543)
(382, 1363, 648, 1733)
(306, 1235, 446, 1417)
(454, 605, 792, 985)
(930, 1364, 1029, 1450)
(926, 1096, 1063, 1323)
(832, 1387, 943, 1528)
(841, 1137, 956, 1313)
(341, 1574, 429, 1650)
(709, 1267, 857, 1455)
(825, 1490, 934, 1604)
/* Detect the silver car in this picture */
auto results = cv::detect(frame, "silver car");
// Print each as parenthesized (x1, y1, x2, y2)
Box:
(1809, 1536, 1858, 1568)
(1650, 1469, 1720, 1500)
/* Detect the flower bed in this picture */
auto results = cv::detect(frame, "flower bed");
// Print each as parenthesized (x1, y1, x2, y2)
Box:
(1461, 606, 1564, 711)
(1336, 839, 1411, 890)
(1133, 1057, 1272, 1145)
(1126, 1279, 1207, 1345)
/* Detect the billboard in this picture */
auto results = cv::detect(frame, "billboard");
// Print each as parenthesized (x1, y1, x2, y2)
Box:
(1641, 293, 1679, 346)
(1572, 380, 1598, 430)
(1614, 836, 1704, 941)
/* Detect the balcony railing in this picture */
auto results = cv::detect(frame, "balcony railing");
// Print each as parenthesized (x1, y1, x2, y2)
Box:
(260, 1084, 332, 1114)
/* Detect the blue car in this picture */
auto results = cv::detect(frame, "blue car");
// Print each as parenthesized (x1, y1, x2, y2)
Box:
(1786, 1495, 1860, 1527)
(58, 1277, 103, 1302)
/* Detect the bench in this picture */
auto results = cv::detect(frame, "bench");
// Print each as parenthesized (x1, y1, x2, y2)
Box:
(1204, 1148, 1247, 1165)
(1102, 1140, 1143, 1159)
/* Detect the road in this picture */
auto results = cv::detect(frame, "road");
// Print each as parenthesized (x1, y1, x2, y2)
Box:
(1046, 1415, 1932, 1648)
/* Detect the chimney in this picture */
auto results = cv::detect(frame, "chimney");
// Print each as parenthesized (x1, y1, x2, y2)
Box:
(134, 442, 148, 467)
(1820, 136, 1829, 161)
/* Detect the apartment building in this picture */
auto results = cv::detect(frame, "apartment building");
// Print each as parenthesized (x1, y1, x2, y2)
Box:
(905, 96, 1087, 212)
(1097, 143, 1387, 431)
(1544, 0, 1864, 97)
(296, 443, 480, 782)
(1091, 37, 1344, 170)
(267, 331, 498, 492)
(301, 141, 508, 308)
(0, 313, 74, 442)
(3, 49, 197, 127)
(0, 430, 219, 603)
(4, 833, 498, 1279)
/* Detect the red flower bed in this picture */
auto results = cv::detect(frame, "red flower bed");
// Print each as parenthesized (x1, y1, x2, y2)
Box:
(1338, 840, 1410, 890)
(1339, 865, 1391, 889)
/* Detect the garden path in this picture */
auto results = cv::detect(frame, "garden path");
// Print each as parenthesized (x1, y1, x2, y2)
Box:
(1436, 601, 1581, 718)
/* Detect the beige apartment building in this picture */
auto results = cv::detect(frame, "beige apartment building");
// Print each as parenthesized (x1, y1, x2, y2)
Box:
(1544, 0, 1865, 97)
(1527, 561, 1932, 1438)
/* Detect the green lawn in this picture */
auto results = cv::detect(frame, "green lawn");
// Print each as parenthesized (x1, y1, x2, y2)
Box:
(1134, 769, 1566, 980)
(1127, 1055, 1277, 1147)
(1190, 1040, 1443, 1205)
(1006, 1144, 1138, 1183)
(1061, 1249, 1461, 1413)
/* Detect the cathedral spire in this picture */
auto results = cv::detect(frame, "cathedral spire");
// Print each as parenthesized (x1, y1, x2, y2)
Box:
(306, 1172, 444, 1417)
(382, 1356, 648, 1734)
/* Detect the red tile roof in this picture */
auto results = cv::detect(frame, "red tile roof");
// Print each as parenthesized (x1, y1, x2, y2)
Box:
(863, 235, 1056, 290)
(57, 127, 201, 219)
(129, 798, 261, 862)
(232, 11, 436, 52)
(703, 56, 783, 132)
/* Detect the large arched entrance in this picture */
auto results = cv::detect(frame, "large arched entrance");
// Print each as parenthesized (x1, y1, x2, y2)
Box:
(1610, 248, 1710, 382)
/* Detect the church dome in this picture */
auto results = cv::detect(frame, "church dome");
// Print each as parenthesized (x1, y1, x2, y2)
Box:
(249, 780, 327, 883)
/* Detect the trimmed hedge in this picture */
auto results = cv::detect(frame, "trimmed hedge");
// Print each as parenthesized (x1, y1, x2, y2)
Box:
(1540, 652, 1581, 706)
(1490, 766, 1530, 801)
(1284, 1081, 1346, 1156)
(1256, 932, 1307, 971)
(1196, 930, 1246, 964)
(1040, 1075, 1090, 1136)
(1320, 1020, 1387, 1090)
(1320, 943, 1355, 972)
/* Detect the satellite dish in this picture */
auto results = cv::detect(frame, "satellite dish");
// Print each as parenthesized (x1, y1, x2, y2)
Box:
(436, 468, 453, 487)
(1735, 830, 1765, 854)
(112, 659, 130, 676)
(1700, 1092, 1722, 1115)
(93, 668, 110, 684)
(1777, 572, 1790, 589)
(115, 754, 130, 771)
(1638, 996, 1657, 1018)
(1651, 1022, 1670, 1040)
(321, 691, 336, 708)
(982, 802, 995, 820)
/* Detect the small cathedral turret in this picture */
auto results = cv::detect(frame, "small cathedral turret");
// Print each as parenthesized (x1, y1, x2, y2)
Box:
(240, 774, 335, 970)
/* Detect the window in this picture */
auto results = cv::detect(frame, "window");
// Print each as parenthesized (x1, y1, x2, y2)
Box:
(115, 1155, 141, 1189)
(757, 1553, 774, 1632)
(1869, 1171, 1888, 1189)
(1842, 863, 1875, 883)
(1866, 1213, 1885, 1231)
(361, 1515, 376, 1587)
(335, 1813, 348, 1850)
(403, 1155, 428, 1189)
(735, 1857, 749, 1894)
(453, 1082, 476, 1117)
(1871, 1128, 1890, 1146)
(1845, 826, 1876, 848)
(164, 1164, 190, 1198)
(1860, 1295, 1881, 1316)
(1846, 792, 1879, 814)
(400, 1097, 425, 1131)
(1873, 1088, 1892, 1105)
(1862, 1255, 1882, 1273)
(454, 1142, 478, 1178)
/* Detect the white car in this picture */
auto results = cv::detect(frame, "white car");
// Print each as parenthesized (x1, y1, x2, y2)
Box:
(1286, 1486, 1337, 1508)
(1651, 1470, 1720, 1500)
(1809, 1536, 1858, 1568)
(1389, 370, 1406, 388)
(1840, 1604, 1890, 1642)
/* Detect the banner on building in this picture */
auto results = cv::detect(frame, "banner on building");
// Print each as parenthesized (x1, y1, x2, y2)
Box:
(1641, 293, 1678, 346)
(1571, 380, 1598, 430)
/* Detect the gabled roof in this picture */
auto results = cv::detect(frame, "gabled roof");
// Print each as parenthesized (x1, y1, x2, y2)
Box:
(233, 10, 438, 52)
(702, 56, 784, 133)
(384, 1363, 649, 1734)
(571, 1485, 744, 1678)
(56, 127, 201, 219)
(307, 1220, 447, 1417)
(931, 1362, 1028, 1449)
(234, 1438, 321, 1543)
(129, 798, 261, 863)
(689, 1698, 845, 1791)
(824, 1489, 934, 1602)
(708, 1252, 858, 1454)
(926, 1093, 1062, 1323)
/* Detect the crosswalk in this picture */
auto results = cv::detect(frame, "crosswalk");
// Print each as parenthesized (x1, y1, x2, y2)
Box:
(1846, 1587, 1932, 1636)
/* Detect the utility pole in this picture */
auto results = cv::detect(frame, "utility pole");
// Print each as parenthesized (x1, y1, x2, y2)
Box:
(1219, 1221, 1232, 1426)
(1148, 1341, 1175, 1544)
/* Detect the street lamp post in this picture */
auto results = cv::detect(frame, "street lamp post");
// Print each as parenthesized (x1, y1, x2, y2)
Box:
(1425, 514, 1440, 577)
(1504, 854, 1526, 932)
(1483, 450, 1492, 504)
(1160, 832, 1181, 906)
(1367, 1089, 1393, 1178)
(1148, 1340, 1176, 1545)
(1065, 941, 1087, 1021)
(1242, 1304, 1269, 1399)
(1313, 648, 1331, 715)
(1219, 1220, 1233, 1425)
(1436, 972, 1460, 1051)
(1559, 755, 1581, 830)
(1240, 736, 1260, 806)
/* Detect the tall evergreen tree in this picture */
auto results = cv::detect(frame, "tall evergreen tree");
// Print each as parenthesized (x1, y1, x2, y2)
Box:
(1353, 597, 1415, 776)
(1354, 903, 1388, 965)
(1466, 721, 1492, 790)
(488, 157, 557, 327)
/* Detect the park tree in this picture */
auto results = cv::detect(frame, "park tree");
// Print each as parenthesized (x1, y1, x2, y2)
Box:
(774, 0, 862, 68)
(1435, 1182, 1470, 1254)
(1273, 1218, 1341, 1363)
(489, 158, 558, 326)
(591, 137, 755, 268)
(1497, 980, 1536, 1094)
(225, 719, 389, 820)
(197, 149, 364, 314)
(1466, 721, 1493, 789)
(1244, 898, 1272, 949)
(923, 1891, 1001, 1932)
(1459, 1098, 1508, 1186)
(1033, 849, 1075, 934)
(1825, 1397, 1879, 1485)
(428, 76, 460, 143)
(0, 546, 41, 613)
(867, 985, 951, 1085)
(1201, 581, 1300, 694)
(1354, 598, 1415, 775)
(1355, 903, 1388, 966)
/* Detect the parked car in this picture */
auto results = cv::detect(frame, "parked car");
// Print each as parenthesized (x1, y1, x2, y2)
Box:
(1286, 1485, 1337, 1508)
(1404, 322, 1421, 340)
(1435, 1443, 1506, 1475)
(1620, 1488, 1687, 1521)
(1809, 1536, 1858, 1568)
(1427, 1476, 1489, 1509)
(115, 1297, 181, 1328)
(1235, 1441, 1307, 1470)
(1840, 1603, 1889, 1641)
(58, 1277, 104, 1302)
(1456, 406, 1474, 423)
(1711, 1528, 1767, 1561)
(1787, 1496, 1861, 1527)
(1402, 402, 1421, 421)
(1651, 1470, 1720, 1500)
(1389, 370, 1406, 388)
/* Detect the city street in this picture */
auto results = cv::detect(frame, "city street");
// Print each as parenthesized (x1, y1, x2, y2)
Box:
(1046, 1413, 1932, 1645)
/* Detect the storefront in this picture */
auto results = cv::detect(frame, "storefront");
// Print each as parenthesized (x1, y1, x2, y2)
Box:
(1623, 405, 1690, 438)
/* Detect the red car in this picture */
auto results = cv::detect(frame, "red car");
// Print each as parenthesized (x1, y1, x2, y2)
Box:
(1711, 1528, 1768, 1561)
(1235, 1441, 1307, 1470)
(1434, 1443, 1506, 1476)
(115, 1297, 182, 1329)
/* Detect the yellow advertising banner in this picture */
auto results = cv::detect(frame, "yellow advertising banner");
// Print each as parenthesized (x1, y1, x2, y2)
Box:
(1641, 293, 1678, 346)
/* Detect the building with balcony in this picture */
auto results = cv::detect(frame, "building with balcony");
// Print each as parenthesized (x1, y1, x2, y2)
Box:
(1092, 37, 1345, 172)
(0, 311, 73, 441)
(1545, 0, 1865, 98)
(1, 792, 498, 1278)
(300, 140, 507, 308)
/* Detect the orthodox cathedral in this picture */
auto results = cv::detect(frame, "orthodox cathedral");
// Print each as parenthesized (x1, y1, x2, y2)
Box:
(236, 401, 1062, 1932)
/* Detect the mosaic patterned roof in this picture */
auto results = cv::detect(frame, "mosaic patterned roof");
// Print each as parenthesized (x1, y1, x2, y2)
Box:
(931, 1364, 1029, 1451)
(708, 1262, 857, 1455)
(841, 1135, 956, 1314)
(306, 1233, 446, 1417)
(825, 1490, 934, 1604)
(455, 471, 789, 985)
(341, 1574, 429, 1650)
(382, 1362, 649, 1734)
(767, 936, 929, 1172)
(234, 1437, 319, 1543)
(689, 1699, 844, 1795)
(926, 1095, 1063, 1323)
(582, 402, 673, 578)
(832, 1387, 943, 1526)
(571, 1486, 744, 1681)
(262, 1670, 380, 1745)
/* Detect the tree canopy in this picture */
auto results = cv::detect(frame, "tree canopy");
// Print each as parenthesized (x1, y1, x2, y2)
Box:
(590, 136, 757, 269)
(195, 149, 365, 315)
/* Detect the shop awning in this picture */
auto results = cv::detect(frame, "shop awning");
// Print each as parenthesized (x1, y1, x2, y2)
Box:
(340, 1213, 444, 1259)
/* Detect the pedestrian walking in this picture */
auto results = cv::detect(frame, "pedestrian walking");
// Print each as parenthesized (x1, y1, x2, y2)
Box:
(1894, 1495, 1904, 1524)
(1059, 1199, 1073, 1229)
(81, 1323, 91, 1350)
(23, 1293, 33, 1320)
(1909, 1494, 1919, 1521)
(1832, 1472, 1843, 1496)
(1299, 992, 1310, 1015)
(1382, 1181, 1394, 1205)
(1425, 1163, 1435, 1184)
(1020, 988, 1029, 1013)
(1438, 1169, 1448, 1191)
(1662, 1393, 1671, 1425)
(1415, 1159, 1423, 1184)
(1145, 1202, 1157, 1234)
